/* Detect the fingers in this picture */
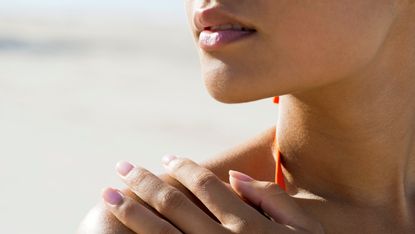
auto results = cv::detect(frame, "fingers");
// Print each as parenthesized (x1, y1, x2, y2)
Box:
(229, 170, 323, 232)
(161, 155, 255, 225)
(116, 162, 223, 234)
(102, 187, 182, 234)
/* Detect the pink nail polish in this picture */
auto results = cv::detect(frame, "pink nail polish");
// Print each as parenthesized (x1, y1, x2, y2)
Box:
(229, 170, 254, 182)
(162, 155, 177, 166)
(102, 188, 124, 205)
(116, 161, 134, 176)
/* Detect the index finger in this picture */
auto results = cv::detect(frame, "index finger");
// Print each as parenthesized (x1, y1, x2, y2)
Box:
(162, 155, 255, 226)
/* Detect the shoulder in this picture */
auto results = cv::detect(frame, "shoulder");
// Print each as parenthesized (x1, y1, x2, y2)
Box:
(77, 192, 135, 234)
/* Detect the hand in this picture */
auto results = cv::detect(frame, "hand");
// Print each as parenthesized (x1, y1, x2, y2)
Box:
(102, 155, 324, 234)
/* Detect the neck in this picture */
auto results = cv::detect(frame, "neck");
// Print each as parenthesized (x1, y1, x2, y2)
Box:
(276, 11, 415, 216)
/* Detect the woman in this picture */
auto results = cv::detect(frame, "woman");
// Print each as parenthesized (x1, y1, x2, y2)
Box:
(79, 0, 415, 233)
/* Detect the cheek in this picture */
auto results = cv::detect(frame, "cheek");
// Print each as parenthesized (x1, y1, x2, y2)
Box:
(262, 1, 396, 90)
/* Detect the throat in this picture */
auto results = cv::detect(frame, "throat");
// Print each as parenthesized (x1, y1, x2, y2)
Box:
(275, 94, 415, 210)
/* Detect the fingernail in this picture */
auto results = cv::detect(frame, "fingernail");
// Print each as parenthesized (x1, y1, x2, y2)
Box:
(162, 154, 177, 166)
(116, 161, 134, 176)
(102, 188, 124, 206)
(229, 170, 254, 182)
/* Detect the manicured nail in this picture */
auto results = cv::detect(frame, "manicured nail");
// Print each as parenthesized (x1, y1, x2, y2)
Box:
(229, 170, 254, 182)
(102, 188, 124, 206)
(162, 155, 177, 166)
(116, 161, 134, 176)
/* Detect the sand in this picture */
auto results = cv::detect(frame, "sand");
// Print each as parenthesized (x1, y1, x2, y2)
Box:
(0, 12, 276, 234)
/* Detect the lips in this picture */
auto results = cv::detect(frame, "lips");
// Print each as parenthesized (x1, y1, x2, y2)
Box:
(194, 6, 257, 51)
(207, 23, 255, 32)
(198, 29, 255, 51)
(194, 6, 256, 34)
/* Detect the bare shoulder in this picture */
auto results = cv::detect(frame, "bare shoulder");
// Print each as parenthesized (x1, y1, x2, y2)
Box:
(77, 198, 134, 234)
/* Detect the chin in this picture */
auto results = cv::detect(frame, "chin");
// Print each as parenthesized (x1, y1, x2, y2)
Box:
(200, 59, 285, 104)
(203, 74, 264, 104)
(206, 88, 243, 104)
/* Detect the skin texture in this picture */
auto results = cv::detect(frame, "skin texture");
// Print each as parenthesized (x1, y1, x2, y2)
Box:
(102, 158, 323, 233)
(79, 0, 415, 233)
(187, 0, 415, 232)
(186, 0, 403, 103)
(78, 128, 277, 233)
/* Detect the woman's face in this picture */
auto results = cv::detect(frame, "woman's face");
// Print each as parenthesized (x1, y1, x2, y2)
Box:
(185, 0, 400, 103)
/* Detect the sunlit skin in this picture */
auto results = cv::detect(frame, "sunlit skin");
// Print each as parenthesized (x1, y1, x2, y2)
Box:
(186, 0, 415, 232)
(186, 1, 401, 103)
(78, 1, 415, 233)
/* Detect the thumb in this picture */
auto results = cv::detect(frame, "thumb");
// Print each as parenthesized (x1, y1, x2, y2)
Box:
(228, 170, 317, 231)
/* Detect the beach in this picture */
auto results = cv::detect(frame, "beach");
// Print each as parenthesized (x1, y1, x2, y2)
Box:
(0, 10, 276, 234)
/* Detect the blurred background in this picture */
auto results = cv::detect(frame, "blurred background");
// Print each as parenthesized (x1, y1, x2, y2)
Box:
(0, 1, 276, 233)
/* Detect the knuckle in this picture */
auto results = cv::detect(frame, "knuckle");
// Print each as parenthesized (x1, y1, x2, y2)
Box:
(262, 181, 278, 192)
(170, 158, 190, 171)
(262, 182, 286, 199)
(117, 201, 136, 224)
(192, 172, 219, 192)
(157, 188, 187, 214)
(128, 167, 153, 186)
(231, 216, 259, 234)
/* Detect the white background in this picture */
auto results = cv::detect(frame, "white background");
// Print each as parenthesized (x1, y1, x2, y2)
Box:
(0, 1, 277, 233)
